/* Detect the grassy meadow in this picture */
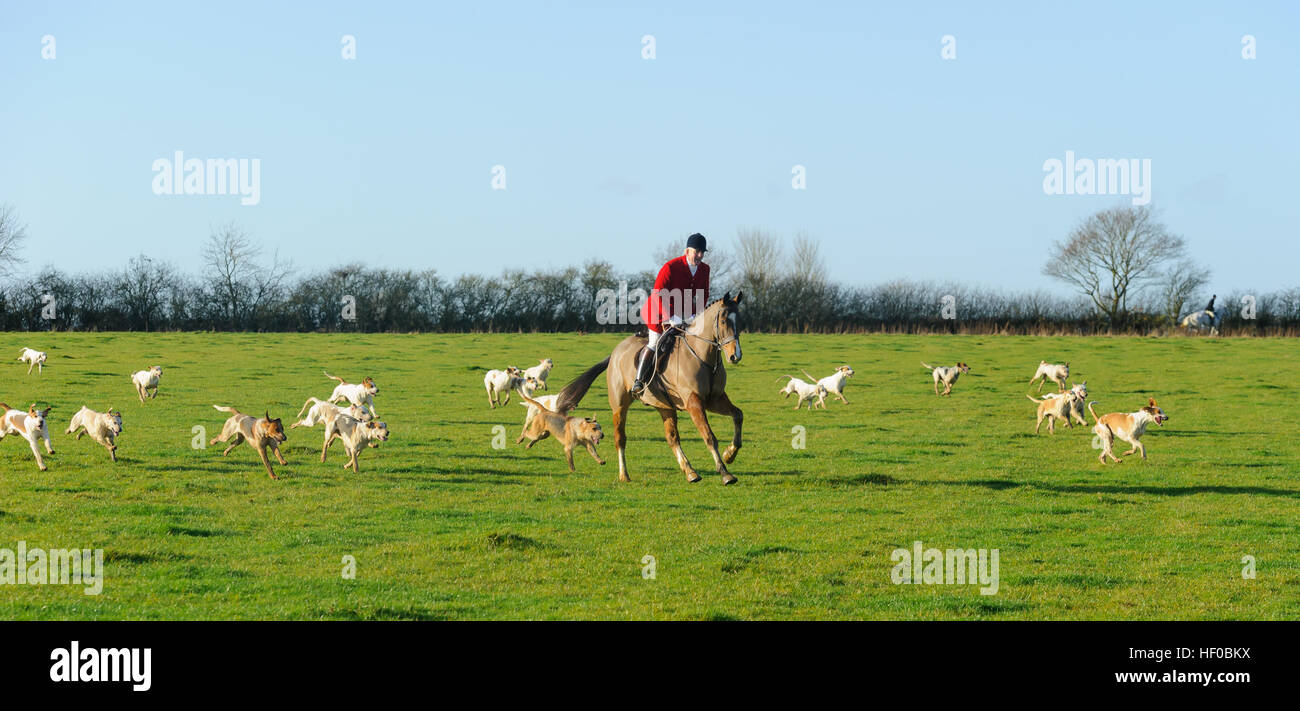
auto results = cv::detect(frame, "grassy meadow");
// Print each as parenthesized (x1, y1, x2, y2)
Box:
(0, 332, 1296, 620)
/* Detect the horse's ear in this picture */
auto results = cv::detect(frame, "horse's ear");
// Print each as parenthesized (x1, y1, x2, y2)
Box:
(734, 291, 744, 304)
(723, 291, 732, 305)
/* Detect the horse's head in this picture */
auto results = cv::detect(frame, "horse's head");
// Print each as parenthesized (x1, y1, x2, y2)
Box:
(718, 291, 744, 364)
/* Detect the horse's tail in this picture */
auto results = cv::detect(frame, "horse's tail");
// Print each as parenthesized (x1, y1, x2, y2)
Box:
(552, 357, 611, 415)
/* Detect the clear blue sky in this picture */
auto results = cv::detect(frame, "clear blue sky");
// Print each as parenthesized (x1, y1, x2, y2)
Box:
(1, 1, 1296, 292)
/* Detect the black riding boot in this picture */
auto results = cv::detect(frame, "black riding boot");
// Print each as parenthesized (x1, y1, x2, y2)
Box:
(631, 345, 656, 394)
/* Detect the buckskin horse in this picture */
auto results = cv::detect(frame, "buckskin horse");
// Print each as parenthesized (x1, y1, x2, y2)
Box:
(550, 292, 745, 484)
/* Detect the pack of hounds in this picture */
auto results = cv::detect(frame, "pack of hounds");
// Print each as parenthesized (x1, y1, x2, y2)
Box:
(5, 345, 1169, 476)
(5, 347, 388, 478)
(490, 354, 1169, 471)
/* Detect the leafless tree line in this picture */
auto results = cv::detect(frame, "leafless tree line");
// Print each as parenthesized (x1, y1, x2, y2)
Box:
(0, 207, 1296, 334)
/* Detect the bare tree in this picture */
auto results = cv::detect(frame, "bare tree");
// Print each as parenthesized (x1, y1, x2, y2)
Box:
(734, 227, 783, 295)
(0, 204, 29, 278)
(201, 222, 292, 328)
(1154, 259, 1211, 326)
(118, 254, 179, 331)
(790, 232, 826, 286)
(1043, 205, 1186, 327)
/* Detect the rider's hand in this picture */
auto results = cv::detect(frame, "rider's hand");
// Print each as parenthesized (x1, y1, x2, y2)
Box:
(667, 315, 684, 327)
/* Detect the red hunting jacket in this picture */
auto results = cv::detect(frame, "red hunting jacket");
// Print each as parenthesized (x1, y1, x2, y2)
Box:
(642, 255, 710, 333)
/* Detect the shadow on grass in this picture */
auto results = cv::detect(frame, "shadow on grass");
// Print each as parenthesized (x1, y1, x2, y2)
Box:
(916, 478, 1300, 498)
(817, 473, 900, 487)
(722, 544, 803, 573)
(104, 550, 194, 564)
(313, 606, 462, 621)
(1036, 482, 1300, 498)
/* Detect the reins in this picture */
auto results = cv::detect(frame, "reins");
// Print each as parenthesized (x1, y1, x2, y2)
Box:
(678, 305, 734, 372)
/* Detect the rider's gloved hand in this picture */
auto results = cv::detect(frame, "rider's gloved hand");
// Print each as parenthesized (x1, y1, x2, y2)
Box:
(667, 315, 684, 328)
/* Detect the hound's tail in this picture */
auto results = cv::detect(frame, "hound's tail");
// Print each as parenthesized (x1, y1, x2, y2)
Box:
(551, 357, 611, 415)
(1026, 394, 1043, 403)
(1086, 401, 1101, 425)
(800, 368, 818, 382)
(296, 397, 323, 419)
(323, 370, 345, 384)
(213, 405, 239, 414)
(921, 362, 934, 371)
(778, 375, 795, 382)
(517, 392, 553, 415)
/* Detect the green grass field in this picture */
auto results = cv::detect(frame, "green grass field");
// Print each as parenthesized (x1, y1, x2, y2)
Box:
(0, 332, 1296, 620)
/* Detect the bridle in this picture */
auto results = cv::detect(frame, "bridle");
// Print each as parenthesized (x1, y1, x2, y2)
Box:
(678, 303, 737, 372)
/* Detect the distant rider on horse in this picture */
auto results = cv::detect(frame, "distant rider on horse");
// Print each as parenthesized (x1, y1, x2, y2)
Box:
(632, 233, 711, 394)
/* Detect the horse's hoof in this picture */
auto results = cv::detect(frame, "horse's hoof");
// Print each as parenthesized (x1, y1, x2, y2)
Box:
(618, 473, 632, 483)
(686, 472, 701, 483)
(721, 473, 737, 485)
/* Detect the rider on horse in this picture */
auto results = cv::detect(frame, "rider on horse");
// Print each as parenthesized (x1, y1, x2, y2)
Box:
(632, 233, 710, 395)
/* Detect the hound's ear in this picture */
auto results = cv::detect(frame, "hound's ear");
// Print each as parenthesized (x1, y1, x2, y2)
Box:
(1148, 398, 1157, 407)
(264, 410, 270, 420)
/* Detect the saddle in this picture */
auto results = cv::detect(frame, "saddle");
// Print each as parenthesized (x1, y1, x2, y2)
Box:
(639, 326, 680, 382)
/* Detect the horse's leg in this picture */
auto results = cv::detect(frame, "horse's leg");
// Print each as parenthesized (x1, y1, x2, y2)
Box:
(684, 393, 735, 485)
(659, 409, 700, 483)
(611, 390, 633, 483)
(705, 391, 743, 465)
